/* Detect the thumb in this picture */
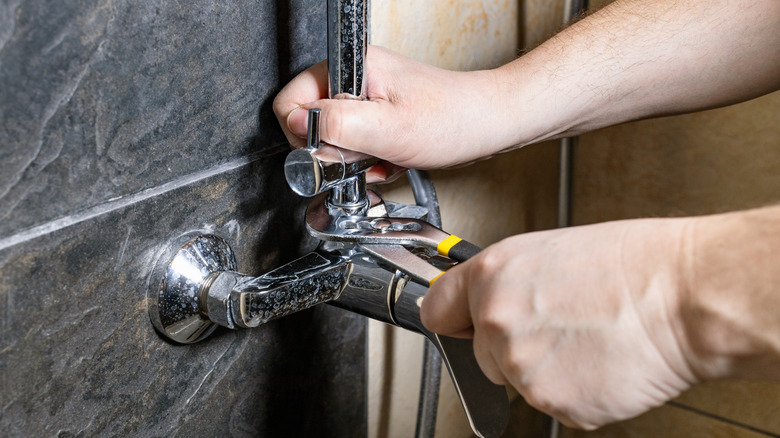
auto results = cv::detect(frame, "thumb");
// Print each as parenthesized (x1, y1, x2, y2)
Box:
(420, 263, 475, 338)
(286, 98, 402, 163)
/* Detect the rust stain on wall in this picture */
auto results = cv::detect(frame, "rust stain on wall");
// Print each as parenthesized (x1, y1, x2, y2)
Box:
(372, 0, 519, 71)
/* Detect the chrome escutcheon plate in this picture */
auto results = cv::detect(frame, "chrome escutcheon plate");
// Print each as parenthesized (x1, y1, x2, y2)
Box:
(147, 232, 236, 344)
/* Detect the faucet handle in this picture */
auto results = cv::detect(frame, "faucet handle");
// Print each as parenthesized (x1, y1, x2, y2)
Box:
(306, 108, 322, 150)
(284, 144, 379, 198)
(206, 252, 352, 329)
(284, 108, 379, 198)
(352, 244, 509, 437)
(395, 280, 510, 438)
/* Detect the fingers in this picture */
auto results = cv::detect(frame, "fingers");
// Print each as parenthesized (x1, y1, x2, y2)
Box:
(420, 262, 474, 337)
(278, 91, 408, 164)
(287, 97, 410, 163)
(275, 45, 508, 171)
(473, 329, 511, 385)
(273, 51, 401, 160)
(365, 162, 407, 184)
(273, 60, 329, 148)
(421, 257, 512, 385)
(274, 45, 443, 168)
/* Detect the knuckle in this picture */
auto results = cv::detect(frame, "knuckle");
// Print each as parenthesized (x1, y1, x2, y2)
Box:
(501, 347, 527, 378)
(468, 256, 506, 331)
(471, 250, 503, 284)
(472, 292, 505, 335)
(475, 307, 505, 337)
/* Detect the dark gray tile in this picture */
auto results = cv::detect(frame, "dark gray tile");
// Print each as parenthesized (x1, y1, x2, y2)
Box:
(0, 0, 326, 237)
(0, 154, 367, 437)
(2, 2, 365, 435)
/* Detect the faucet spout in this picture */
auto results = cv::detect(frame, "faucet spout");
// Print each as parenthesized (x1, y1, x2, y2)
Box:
(203, 252, 352, 329)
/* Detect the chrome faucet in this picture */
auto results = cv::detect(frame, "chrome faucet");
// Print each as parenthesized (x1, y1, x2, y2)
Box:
(284, 0, 375, 215)
(147, 1, 508, 436)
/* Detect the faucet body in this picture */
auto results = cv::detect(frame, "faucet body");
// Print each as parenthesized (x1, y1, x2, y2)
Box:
(323, 0, 372, 213)
(197, 195, 442, 333)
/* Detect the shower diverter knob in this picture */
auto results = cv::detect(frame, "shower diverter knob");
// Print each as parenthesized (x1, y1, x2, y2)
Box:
(284, 108, 378, 197)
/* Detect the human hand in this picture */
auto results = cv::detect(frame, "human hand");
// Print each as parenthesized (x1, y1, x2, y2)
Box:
(273, 46, 512, 178)
(420, 218, 700, 430)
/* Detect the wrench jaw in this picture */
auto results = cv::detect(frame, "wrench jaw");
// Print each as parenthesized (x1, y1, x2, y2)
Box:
(304, 191, 451, 254)
(310, 189, 510, 438)
(305, 190, 437, 277)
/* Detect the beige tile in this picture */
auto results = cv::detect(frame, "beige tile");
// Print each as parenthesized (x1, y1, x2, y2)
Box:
(434, 377, 476, 438)
(572, 93, 780, 225)
(369, 2, 780, 438)
(674, 380, 780, 435)
(567, 90, 780, 438)
(432, 141, 560, 245)
(558, 403, 774, 438)
(368, 322, 424, 438)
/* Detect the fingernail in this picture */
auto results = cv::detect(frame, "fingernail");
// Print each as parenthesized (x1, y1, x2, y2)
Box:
(365, 165, 388, 184)
(287, 107, 308, 137)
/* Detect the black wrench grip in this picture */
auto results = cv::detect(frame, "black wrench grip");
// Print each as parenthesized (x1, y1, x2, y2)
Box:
(437, 235, 481, 263)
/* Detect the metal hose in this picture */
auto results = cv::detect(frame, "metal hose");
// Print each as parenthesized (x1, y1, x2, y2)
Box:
(558, 0, 589, 230)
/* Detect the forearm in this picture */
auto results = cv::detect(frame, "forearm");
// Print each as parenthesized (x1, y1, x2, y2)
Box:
(274, 0, 777, 170)
(491, 0, 780, 150)
(678, 205, 780, 381)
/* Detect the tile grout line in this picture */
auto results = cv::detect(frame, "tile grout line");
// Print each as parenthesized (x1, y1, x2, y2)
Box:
(0, 148, 286, 252)
(667, 401, 780, 437)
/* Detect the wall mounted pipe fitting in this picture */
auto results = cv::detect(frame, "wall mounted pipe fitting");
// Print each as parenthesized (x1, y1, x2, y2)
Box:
(147, 233, 351, 344)
(147, 224, 509, 438)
